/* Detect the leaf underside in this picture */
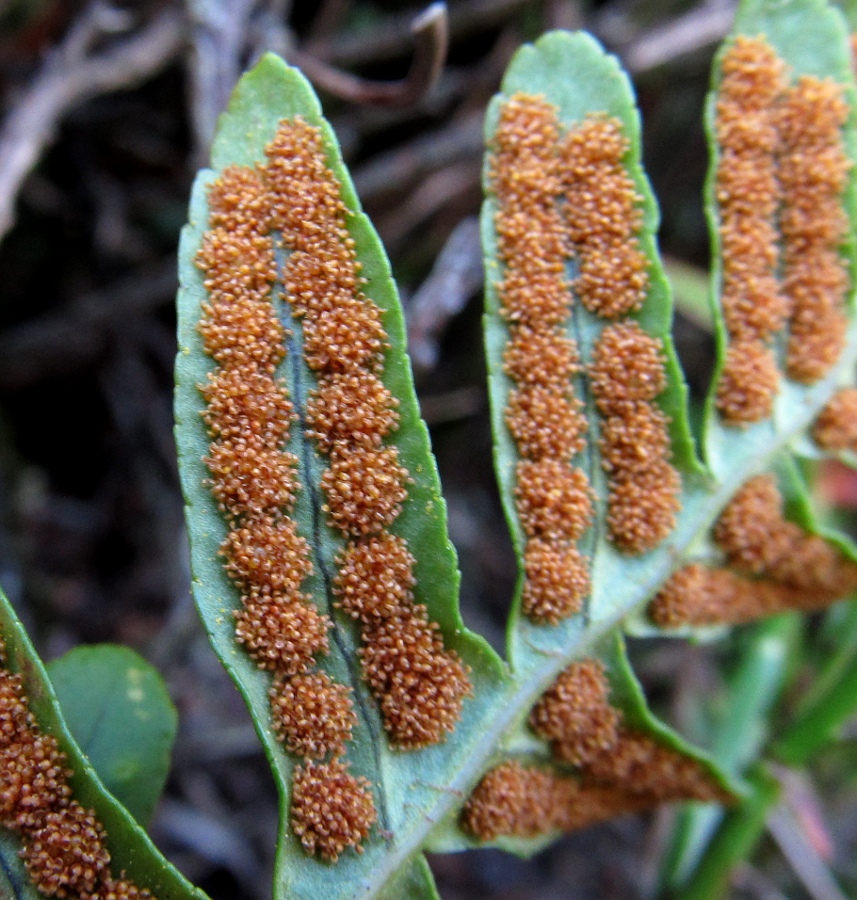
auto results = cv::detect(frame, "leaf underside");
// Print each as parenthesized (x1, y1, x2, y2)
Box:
(176, 53, 505, 900)
(172, 1, 857, 895)
(0, 591, 203, 900)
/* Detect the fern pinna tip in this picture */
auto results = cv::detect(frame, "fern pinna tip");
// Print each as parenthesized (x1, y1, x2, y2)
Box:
(187, 56, 474, 866)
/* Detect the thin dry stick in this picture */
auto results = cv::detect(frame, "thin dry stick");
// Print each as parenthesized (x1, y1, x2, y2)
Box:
(290, 2, 449, 107)
(186, 0, 260, 162)
(0, 3, 184, 243)
(618, 1, 738, 74)
(407, 216, 482, 372)
(314, 0, 537, 68)
(767, 804, 848, 900)
(0, 259, 177, 389)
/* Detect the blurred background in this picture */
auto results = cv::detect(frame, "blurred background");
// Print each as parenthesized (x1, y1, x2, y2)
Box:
(0, 1, 855, 897)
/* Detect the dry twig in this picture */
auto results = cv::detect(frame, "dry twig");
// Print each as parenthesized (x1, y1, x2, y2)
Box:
(407, 216, 482, 372)
(185, 0, 260, 160)
(0, 2, 185, 243)
(290, 2, 449, 107)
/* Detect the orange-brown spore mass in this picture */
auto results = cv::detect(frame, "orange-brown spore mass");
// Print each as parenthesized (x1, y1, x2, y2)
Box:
(561, 115, 649, 318)
(529, 661, 620, 766)
(714, 474, 792, 574)
(0, 638, 151, 900)
(813, 388, 857, 453)
(589, 322, 666, 407)
(201, 365, 294, 447)
(221, 515, 311, 595)
(99, 878, 154, 900)
(491, 93, 593, 624)
(198, 144, 371, 859)
(321, 446, 411, 536)
(460, 761, 577, 840)
(462, 647, 729, 841)
(515, 459, 594, 541)
(716, 340, 780, 424)
(502, 326, 580, 387)
(261, 116, 471, 750)
(522, 539, 590, 625)
(463, 646, 728, 839)
(96, 878, 152, 900)
(599, 405, 672, 476)
(204, 440, 299, 520)
(302, 298, 389, 374)
(606, 463, 682, 554)
(1, 733, 71, 831)
(290, 759, 377, 862)
(650, 473, 857, 627)
(234, 594, 330, 674)
(715, 474, 857, 591)
(461, 741, 725, 842)
(714, 36, 787, 424)
(491, 95, 568, 327)
(583, 730, 724, 802)
(590, 323, 680, 553)
(271, 673, 356, 759)
(23, 801, 111, 897)
(360, 605, 472, 749)
(779, 76, 851, 383)
(649, 560, 857, 627)
(649, 564, 740, 627)
(506, 386, 587, 460)
(196, 167, 283, 373)
(306, 372, 399, 449)
(333, 533, 416, 622)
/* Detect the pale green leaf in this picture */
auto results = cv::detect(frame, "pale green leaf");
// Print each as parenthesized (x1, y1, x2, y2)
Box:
(0, 590, 205, 900)
(176, 52, 506, 900)
(701, 0, 857, 477)
(47, 645, 177, 827)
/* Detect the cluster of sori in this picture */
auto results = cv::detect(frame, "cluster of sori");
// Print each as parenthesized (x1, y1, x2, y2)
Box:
(814, 387, 857, 453)
(267, 118, 472, 753)
(461, 659, 725, 840)
(197, 116, 470, 860)
(714, 35, 851, 424)
(491, 93, 680, 625)
(649, 474, 857, 627)
(492, 94, 592, 623)
(198, 155, 373, 862)
(462, 89, 696, 843)
(0, 637, 149, 899)
(563, 115, 680, 553)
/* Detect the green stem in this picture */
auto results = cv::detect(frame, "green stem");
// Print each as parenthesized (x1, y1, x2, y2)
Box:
(660, 615, 798, 889)
(665, 767, 780, 900)
(774, 601, 857, 765)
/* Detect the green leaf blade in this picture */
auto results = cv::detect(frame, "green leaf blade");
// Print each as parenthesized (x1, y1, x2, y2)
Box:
(47, 645, 177, 827)
(0, 591, 205, 900)
(701, 0, 857, 473)
(176, 52, 507, 900)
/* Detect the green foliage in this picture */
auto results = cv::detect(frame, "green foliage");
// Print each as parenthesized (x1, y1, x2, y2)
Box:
(47, 645, 177, 826)
(0, 590, 203, 900)
(2, 0, 857, 898)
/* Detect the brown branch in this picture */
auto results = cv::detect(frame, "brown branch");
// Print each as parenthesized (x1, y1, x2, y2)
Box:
(0, 3, 185, 243)
(618, 2, 738, 74)
(314, 0, 537, 68)
(406, 216, 483, 373)
(289, 2, 449, 107)
(185, 0, 260, 162)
